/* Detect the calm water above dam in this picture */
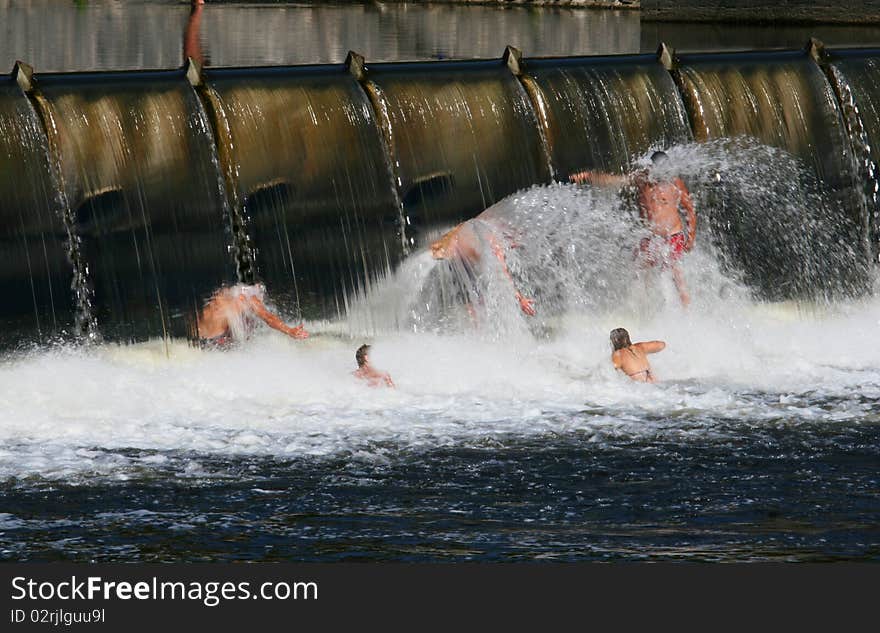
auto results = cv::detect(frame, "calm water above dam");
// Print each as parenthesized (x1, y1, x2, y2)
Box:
(0, 2, 879, 562)
(3, 0, 880, 72)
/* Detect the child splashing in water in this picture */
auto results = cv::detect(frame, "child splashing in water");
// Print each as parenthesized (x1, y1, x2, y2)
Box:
(610, 327, 665, 383)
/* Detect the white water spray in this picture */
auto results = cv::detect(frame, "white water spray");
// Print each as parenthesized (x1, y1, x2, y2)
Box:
(0, 142, 877, 484)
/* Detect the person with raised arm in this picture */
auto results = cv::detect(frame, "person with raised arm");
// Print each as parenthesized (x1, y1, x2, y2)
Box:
(609, 327, 665, 383)
(196, 282, 308, 347)
(429, 214, 535, 317)
(571, 151, 697, 306)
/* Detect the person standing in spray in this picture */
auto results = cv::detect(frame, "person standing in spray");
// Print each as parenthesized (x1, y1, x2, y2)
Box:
(571, 151, 697, 306)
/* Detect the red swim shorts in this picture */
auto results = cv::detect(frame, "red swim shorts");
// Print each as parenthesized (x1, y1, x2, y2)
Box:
(637, 232, 686, 268)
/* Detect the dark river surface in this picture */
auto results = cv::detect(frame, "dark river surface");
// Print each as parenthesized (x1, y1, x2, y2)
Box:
(3, 420, 879, 562)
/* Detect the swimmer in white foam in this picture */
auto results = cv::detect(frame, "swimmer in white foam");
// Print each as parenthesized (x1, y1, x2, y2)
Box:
(610, 327, 665, 383)
(196, 282, 308, 347)
(353, 344, 395, 388)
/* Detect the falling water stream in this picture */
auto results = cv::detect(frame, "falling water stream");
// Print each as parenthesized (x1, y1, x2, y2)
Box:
(2, 142, 879, 561)
(0, 31, 879, 560)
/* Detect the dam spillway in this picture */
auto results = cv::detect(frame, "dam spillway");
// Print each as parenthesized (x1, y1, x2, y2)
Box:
(1, 42, 878, 347)
(33, 69, 234, 342)
(823, 48, 880, 260)
(0, 77, 73, 347)
(513, 52, 692, 178)
(198, 64, 402, 322)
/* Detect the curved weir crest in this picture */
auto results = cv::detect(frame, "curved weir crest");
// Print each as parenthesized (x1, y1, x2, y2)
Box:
(362, 58, 553, 237)
(517, 52, 692, 180)
(29, 69, 235, 344)
(0, 43, 878, 345)
(671, 48, 869, 283)
(200, 62, 405, 324)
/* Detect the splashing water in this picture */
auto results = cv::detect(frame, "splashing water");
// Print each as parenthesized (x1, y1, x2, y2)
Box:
(0, 291, 878, 483)
(1, 141, 878, 561)
(348, 140, 869, 341)
(660, 139, 871, 300)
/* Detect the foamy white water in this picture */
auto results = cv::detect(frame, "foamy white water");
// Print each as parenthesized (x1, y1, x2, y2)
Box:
(2, 158, 879, 485)
(1, 288, 878, 483)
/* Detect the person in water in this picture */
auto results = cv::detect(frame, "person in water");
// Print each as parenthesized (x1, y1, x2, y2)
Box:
(353, 344, 395, 388)
(196, 282, 308, 346)
(570, 151, 697, 306)
(430, 214, 536, 317)
(610, 327, 665, 383)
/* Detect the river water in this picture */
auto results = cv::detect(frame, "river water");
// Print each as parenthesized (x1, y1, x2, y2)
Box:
(2, 171, 879, 561)
(0, 2, 878, 562)
(1, 290, 878, 561)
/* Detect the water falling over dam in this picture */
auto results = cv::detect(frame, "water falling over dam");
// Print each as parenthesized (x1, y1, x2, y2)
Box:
(0, 75, 75, 348)
(3, 29, 880, 565)
(0, 41, 878, 347)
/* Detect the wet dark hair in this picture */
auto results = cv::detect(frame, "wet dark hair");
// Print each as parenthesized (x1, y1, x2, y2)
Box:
(356, 344, 370, 367)
(610, 328, 632, 351)
(650, 151, 669, 164)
